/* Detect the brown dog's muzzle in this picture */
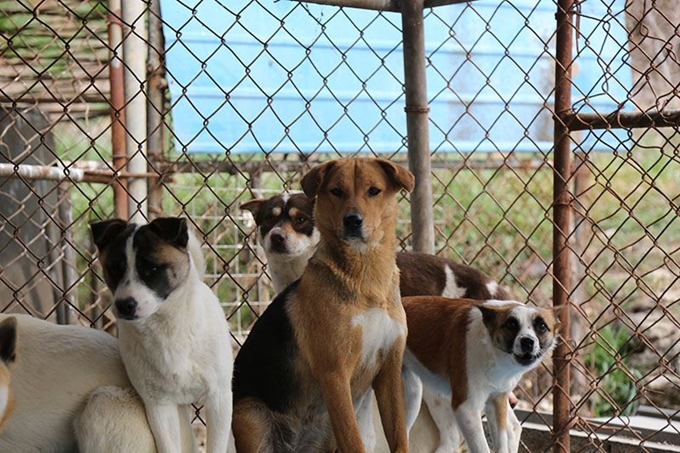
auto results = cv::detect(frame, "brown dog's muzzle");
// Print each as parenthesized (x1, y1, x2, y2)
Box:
(342, 211, 364, 240)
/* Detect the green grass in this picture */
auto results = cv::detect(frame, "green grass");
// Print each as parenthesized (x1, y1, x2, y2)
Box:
(584, 324, 642, 417)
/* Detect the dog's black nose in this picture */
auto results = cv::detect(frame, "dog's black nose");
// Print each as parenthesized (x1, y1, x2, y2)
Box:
(271, 232, 285, 246)
(520, 336, 535, 353)
(115, 297, 138, 320)
(343, 213, 363, 231)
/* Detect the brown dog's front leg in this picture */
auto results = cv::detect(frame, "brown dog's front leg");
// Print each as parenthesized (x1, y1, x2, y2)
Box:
(318, 372, 365, 453)
(373, 341, 408, 453)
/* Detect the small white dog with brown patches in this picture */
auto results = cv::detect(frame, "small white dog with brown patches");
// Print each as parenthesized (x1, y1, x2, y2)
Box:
(402, 297, 560, 453)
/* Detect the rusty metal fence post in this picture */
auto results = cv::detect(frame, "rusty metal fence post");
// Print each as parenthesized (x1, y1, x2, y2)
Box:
(401, 0, 435, 254)
(552, 0, 575, 451)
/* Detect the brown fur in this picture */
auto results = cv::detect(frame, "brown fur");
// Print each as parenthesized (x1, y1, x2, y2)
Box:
(233, 157, 414, 452)
(402, 297, 482, 409)
(397, 252, 512, 300)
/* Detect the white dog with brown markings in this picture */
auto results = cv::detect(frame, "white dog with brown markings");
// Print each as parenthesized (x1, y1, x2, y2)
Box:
(402, 296, 560, 453)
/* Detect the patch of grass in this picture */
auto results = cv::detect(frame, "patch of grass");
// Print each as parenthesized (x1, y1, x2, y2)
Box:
(584, 324, 642, 417)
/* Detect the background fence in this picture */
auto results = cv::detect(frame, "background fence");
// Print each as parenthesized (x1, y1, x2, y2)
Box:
(1, 0, 679, 451)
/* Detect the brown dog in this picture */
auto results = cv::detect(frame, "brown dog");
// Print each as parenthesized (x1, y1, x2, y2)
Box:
(232, 157, 414, 452)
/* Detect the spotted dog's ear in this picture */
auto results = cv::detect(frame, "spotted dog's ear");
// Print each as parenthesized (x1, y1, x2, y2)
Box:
(148, 217, 189, 249)
(301, 160, 337, 199)
(376, 158, 415, 193)
(547, 305, 566, 331)
(478, 305, 500, 331)
(240, 199, 265, 217)
(90, 219, 128, 253)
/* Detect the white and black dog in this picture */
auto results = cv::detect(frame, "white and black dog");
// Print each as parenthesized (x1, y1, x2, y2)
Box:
(242, 193, 514, 452)
(91, 217, 233, 453)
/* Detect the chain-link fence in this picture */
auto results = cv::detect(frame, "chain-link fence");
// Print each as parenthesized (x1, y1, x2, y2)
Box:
(1, 0, 679, 451)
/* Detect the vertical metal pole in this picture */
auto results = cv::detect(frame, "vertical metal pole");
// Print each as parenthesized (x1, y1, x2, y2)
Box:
(107, 0, 128, 219)
(57, 182, 75, 325)
(147, 0, 165, 220)
(401, 0, 434, 254)
(553, 0, 574, 452)
(122, 0, 148, 223)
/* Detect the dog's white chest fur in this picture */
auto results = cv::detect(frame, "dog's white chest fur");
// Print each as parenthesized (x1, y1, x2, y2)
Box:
(352, 308, 405, 369)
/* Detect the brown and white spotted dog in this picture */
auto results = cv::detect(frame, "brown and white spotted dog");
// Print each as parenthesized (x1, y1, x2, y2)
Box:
(402, 297, 560, 453)
(232, 157, 414, 452)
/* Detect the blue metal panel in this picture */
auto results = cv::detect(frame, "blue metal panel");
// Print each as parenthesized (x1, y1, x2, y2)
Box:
(160, 0, 631, 154)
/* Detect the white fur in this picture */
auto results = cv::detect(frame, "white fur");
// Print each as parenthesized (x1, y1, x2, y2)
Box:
(354, 390, 378, 452)
(352, 308, 406, 370)
(486, 280, 499, 297)
(347, 308, 405, 452)
(187, 224, 206, 280)
(0, 386, 9, 425)
(441, 265, 466, 299)
(0, 314, 197, 452)
(115, 229, 233, 453)
(74, 386, 156, 453)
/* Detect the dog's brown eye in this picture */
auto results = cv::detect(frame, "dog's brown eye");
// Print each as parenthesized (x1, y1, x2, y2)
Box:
(368, 187, 381, 197)
(295, 216, 307, 225)
(330, 188, 343, 197)
(535, 319, 549, 334)
(504, 318, 519, 331)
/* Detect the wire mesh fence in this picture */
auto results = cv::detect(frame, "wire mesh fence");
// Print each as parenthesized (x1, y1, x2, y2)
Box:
(1, 0, 679, 451)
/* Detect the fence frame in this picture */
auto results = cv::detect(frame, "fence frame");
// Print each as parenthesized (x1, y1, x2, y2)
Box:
(105, 0, 680, 450)
(3, 0, 679, 450)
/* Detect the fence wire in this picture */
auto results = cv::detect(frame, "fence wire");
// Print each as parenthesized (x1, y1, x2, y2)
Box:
(1, 0, 679, 451)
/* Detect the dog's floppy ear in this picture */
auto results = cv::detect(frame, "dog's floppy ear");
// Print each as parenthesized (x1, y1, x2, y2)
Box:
(0, 317, 17, 366)
(376, 158, 415, 193)
(301, 161, 336, 199)
(478, 305, 499, 331)
(548, 305, 566, 331)
(148, 217, 189, 249)
(240, 199, 264, 217)
(90, 219, 128, 253)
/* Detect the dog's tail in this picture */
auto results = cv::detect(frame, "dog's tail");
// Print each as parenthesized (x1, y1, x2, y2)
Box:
(187, 225, 207, 281)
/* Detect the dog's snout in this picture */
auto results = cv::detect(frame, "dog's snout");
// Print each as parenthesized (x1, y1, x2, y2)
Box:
(343, 212, 363, 231)
(115, 297, 138, 320)
(271, 232, 286, 246)
(520, 336, 535, 353)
